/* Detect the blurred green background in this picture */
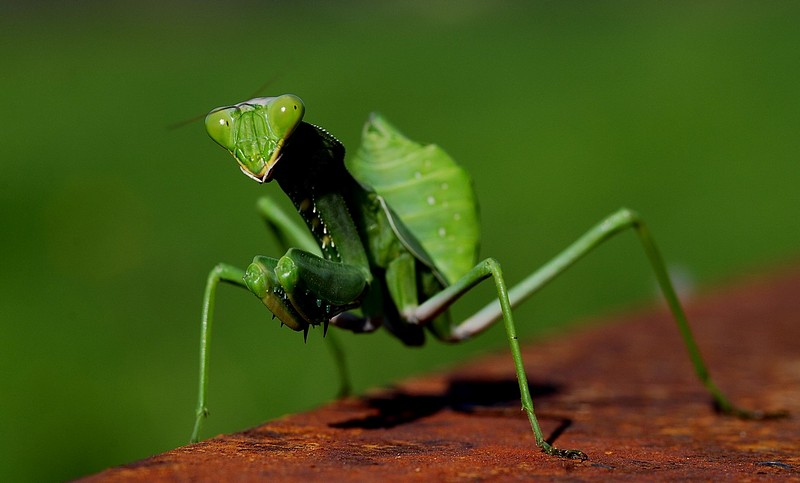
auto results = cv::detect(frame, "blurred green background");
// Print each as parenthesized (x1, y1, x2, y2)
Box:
(1, 1, 799, 480)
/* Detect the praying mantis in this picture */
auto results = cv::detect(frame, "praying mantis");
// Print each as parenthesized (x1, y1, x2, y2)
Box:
(190, 94, 783, 459)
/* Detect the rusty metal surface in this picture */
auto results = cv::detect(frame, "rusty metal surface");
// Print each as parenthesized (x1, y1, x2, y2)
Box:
(84, 267, 800, 481)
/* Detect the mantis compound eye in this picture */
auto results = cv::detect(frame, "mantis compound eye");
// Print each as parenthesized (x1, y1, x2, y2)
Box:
(205, 107, 236, 150)
(267, 94, 305, 139)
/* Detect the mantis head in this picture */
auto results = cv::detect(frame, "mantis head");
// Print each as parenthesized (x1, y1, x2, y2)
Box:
(205, 94, 305, 183)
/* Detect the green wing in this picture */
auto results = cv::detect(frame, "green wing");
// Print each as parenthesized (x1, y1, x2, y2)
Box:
(346, 114, 480, 285)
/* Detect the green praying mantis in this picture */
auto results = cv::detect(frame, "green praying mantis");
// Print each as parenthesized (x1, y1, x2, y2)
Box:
(190, 94, 784, 459)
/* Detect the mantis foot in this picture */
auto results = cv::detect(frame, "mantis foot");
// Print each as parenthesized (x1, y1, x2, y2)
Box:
(715, 401, 789, 420)
(540, 442, 589, 461)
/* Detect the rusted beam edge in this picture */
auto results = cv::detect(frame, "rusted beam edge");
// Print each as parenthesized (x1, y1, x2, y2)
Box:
(84, 266, 800, 481)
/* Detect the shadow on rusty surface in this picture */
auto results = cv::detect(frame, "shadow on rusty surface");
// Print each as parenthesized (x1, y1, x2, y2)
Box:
(329, 379, 558, 428)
